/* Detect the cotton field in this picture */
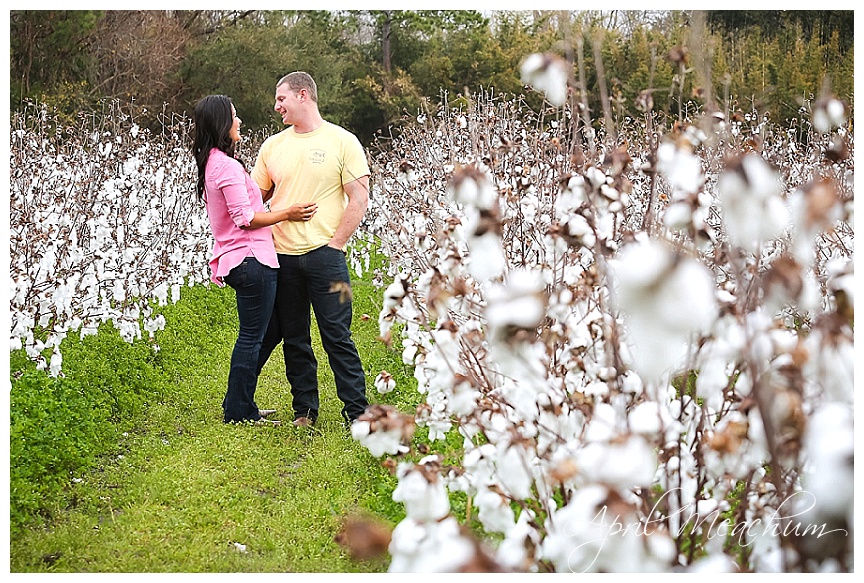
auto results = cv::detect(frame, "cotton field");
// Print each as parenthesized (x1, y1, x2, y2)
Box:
(353, 75, 853, 572)
(9, 65, 854, 572)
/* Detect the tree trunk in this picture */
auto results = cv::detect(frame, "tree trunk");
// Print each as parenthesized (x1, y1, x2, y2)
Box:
(382, 10, 392, 73)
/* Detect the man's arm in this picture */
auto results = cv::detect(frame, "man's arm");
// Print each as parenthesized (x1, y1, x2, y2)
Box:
(328, 175, 369, 250)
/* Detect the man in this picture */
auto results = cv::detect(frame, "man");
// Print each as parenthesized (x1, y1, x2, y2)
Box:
(252, 71, 370, 427)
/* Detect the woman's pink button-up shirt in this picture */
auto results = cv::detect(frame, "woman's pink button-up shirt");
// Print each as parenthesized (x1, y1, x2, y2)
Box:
(203, 148, 279, 286)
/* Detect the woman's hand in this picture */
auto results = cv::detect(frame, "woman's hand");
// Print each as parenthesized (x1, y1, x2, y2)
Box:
(241, 202, 317, 229)
(286, 202, 318, 221)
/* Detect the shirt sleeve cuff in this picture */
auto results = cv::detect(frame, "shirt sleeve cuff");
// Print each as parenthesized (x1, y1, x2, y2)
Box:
(234, 207, 254, 228)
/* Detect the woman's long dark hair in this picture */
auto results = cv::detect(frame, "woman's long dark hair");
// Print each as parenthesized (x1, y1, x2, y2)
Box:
(191, 95, 237, 200)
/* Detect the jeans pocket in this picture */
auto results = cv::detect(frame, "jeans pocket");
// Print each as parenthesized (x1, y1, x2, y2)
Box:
(224, 259, 249, 289)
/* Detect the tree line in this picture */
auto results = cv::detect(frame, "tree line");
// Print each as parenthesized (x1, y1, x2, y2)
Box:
(9, 10, 854, 145)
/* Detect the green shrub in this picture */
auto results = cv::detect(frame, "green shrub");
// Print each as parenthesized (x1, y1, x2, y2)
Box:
(8, 284, 237, 531)
(9, 364, 117, 527)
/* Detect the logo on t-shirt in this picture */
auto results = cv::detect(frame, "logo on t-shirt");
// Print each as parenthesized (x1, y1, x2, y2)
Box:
(309, 149, 326, 164)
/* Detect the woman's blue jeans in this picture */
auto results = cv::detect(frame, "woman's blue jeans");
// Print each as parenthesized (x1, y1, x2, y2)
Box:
(222, 256, 278, 423)
(257, 245, 369, 424)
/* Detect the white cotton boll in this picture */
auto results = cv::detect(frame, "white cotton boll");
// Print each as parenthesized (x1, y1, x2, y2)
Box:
(556, 175, 587, 215)
(576, 435, 657, 489)
(688, 551, 739, 572)
(448, 167, 498, 211)
(663, 201, 694, 230)
(388, 516, 475, 573)
(495, 376, 538, 422)
(496, 509, 539, 571)
(620, 371, 644, 396)
(585, 402, 618, 442)
(656, 142, 704, 194)
(542, 67, 568, 107)
(353, 420, 409, 457)
(387, 519, 427, 572)
(812, 97, 847, 133)
(49, 349, 63, 377)
(11, 278, 28, 306)
(519, 53, 545, 80)
(610, 239, 717, 382)
(484, 268, 546, 335)
(541, 483, 676, 572)
(351, 419, 377, 442)
(748, 529, 784, 573)
(800, 403, 853, 520)
(565, 213, 596, 247)
(612, 237, 672, 289)
(152, 282, 169, 306)
(519, 191, 539, 223)
(374, 371, 396, 394)
(26, 338, 45, 359)
(627, 401, 663, 434)
(487, 294, 545, 331)
(495, 442, 535, 500)
(541, 484, 610, 572)
(448, 376, 480, 417)
(392, 465, 450, 522)
(660, 259, 717, 333)
(143, 315, 166, 338)
(462, 444, 497, 491)
(582, 380, 608, 399)
(425, 417, 451, 442)
(717, 154, 790, 253)
(585, 166, 607, 189)
(465, 230, 506, 282)
(474, 487, 516, 534)
(520, 52, 569, 107)
(695, 357, 729, 412)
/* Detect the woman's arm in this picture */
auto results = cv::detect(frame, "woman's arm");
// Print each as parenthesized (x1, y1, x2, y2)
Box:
(242, 202, 317, 229)
(220, 178, 317, 230)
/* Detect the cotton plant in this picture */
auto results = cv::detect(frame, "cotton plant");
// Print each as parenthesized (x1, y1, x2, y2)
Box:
(351, 404, 415, 458)
(607, 236, 718, 385)
(386, 456, 507, 572)
(351, 85, 853, 571)
(10, 102, 211, 375)
(716, 152, 790, 254)
(520, 52, 570, 107)
(541, 483, 676, 573)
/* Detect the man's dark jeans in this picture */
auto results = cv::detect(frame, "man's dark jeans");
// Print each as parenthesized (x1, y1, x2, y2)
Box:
(258, 245, 369, 423)
(222, 257, 278, 423)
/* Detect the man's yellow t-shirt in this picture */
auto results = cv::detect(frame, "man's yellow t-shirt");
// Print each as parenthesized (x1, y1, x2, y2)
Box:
(251, 121, 370, 255)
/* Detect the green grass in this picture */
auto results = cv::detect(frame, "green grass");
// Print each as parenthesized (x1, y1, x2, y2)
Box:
(9, 255, 422, 573)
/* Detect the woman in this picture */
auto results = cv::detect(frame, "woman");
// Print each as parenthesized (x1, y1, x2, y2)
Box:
(192, 94, 299, 425)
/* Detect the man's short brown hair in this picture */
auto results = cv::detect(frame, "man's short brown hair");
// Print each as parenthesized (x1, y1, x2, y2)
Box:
(277, 71, 318, 102)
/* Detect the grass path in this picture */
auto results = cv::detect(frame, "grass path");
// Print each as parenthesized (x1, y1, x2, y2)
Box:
(10, 276, 416, 572)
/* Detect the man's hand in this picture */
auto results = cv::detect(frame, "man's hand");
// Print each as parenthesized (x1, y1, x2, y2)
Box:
(329, 176, 369, 249)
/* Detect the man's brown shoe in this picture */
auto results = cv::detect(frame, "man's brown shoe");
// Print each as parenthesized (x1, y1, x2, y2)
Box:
(292, 416, 314, 428)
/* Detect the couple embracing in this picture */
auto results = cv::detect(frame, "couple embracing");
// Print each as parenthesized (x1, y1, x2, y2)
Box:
(191, 72, 370, 429)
